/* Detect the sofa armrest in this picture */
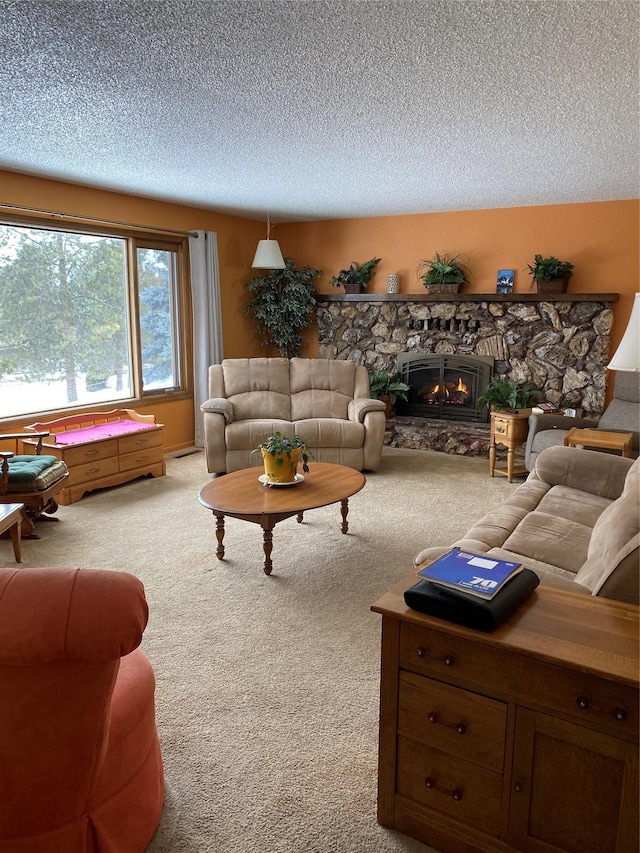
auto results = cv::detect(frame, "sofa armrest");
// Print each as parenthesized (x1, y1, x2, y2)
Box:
(348, 397, 386, 423)
(532, 445, 634, 500)
(200, 398, 233, 424)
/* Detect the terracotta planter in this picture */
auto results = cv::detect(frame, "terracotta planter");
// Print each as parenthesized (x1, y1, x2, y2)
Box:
(261, 447, 301, 483)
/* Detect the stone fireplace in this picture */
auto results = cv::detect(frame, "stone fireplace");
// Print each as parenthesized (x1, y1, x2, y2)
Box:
(316, 292, 618, 456)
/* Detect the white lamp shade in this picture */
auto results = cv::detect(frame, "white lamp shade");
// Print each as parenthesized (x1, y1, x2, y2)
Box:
(252, 240, 285, 269)
(607, 292, 640, 372)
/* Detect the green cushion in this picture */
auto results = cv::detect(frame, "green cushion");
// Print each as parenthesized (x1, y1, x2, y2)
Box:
(7, 456, 59, 482)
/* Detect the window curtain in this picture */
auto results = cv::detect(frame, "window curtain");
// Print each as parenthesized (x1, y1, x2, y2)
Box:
(189, 231, 223, 447)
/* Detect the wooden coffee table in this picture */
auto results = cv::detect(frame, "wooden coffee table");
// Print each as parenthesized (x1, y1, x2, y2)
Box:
(198, 462, 366, 575)
(564, 427, 634, 457)
(0, 503, 23, 562)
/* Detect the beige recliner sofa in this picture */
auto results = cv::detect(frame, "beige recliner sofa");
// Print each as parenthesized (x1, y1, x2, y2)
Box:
(201, 357, 387, 474)
(415, 445, 639, 605)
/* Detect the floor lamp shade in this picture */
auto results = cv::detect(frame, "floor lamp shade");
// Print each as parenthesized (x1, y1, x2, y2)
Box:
(252, 240, 285, 269)
(607, 293, 640, 372)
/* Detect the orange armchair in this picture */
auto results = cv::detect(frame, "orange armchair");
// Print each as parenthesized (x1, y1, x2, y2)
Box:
(0, 568, 164, 852)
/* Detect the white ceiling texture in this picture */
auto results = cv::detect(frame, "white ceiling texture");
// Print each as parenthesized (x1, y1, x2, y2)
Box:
(1, 0, 638, 222)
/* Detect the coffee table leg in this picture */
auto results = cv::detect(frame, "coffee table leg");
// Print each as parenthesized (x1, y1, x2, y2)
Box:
(213, 511, 225, 560)
(296, 512, 304, 523)
(262, 525, 274, 575)
(340, 498, 349, 534)
(10, 518, 22, 563)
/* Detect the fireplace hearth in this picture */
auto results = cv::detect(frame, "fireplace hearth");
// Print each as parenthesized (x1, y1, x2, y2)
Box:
(396, 353, 493, 423)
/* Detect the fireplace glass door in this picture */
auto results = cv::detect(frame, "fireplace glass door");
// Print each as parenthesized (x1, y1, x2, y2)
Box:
(396, 354, 493, 423)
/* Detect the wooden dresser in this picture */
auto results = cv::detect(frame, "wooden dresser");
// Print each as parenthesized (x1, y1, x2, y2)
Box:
(22, 409, 165, 505)
(372, 575, 639, 853)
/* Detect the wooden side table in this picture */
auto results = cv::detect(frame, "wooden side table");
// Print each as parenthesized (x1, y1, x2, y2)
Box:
(564, 427, 634, 457)
(0, 503, 23, 562)
(489, 409, 531, 483)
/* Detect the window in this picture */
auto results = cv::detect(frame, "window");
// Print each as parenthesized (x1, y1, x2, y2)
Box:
(0, 221, 188, 420)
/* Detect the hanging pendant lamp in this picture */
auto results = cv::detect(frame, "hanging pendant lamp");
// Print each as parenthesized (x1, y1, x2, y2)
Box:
(252, 214, 285, 269)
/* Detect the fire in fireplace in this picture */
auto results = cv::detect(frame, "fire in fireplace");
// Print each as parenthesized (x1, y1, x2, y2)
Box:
(396, 353, 493, 423)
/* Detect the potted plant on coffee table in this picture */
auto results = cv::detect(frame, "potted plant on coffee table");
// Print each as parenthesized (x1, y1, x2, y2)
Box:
(254, 432, 311, 484)
(368, 370, 411, 418)
(526, 254, 574, 293)
(477, 376, 541, 413)
(328, 258, 381, 293)
(417, 252, 471, 294)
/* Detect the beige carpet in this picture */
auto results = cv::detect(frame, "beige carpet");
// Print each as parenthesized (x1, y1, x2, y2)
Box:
(8, 447, 518, 853)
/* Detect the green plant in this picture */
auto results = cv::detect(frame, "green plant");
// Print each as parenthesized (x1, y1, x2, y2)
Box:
(417, 252, 471, 287)
(526, 254, 574, 281)
(243, 257, 321, 358)
(368, 370, 410, 407)
(328, 258, 381, 289)
(477, 376, 541, 411)
(254, 431, 312, 473)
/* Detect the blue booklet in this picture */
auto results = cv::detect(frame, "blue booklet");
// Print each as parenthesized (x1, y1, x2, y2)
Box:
(417, 548, 522, 599)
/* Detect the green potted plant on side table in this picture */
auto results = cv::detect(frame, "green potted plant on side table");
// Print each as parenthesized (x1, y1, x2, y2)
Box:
(368, 370, 411, 418)
(526, 254, 574, 293)
(328, 258, 381, 293)
(254, 432, 312, 485)
(477, 376, 541, 413)
(417, 252, 471, 294)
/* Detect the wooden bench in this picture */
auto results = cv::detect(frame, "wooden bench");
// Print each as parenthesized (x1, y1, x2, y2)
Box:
(23, 409, 165, 505)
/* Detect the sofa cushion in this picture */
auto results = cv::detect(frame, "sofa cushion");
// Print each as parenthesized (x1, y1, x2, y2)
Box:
(294, 418, 364, 450)
(222, 358, 291, 421)
(501, 511, 593, 574)
(225, 420, 294, 451)
(574, 458, 640, 603)
(290, 358, 355, 420)
(536, 485, 612, 527)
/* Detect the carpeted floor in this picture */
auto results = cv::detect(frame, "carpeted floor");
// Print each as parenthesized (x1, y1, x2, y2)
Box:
(8, 447, 518, 852)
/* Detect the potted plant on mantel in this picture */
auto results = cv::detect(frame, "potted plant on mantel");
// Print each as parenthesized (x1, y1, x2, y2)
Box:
(328, 258, 381, 293)
(477, 376, 541, 413)
(368, 370, 411, 418)
(254, 432, 311, 485)
(417, 252, 471, 294)
(526, 254, 574, 294)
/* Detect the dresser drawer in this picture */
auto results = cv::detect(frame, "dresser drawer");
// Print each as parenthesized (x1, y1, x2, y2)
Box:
(67, 456, 120, 486)
(63, 439, 118, 467)
(396, 736, 503, 836)
(398, 671, 507, 772)
(400, 622, 638, 738)
(119, 446, 164, 473)
(118, 428, 163, 454)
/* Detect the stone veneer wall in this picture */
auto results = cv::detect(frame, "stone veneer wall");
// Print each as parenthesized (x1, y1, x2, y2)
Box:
(317, 294, 617, 456)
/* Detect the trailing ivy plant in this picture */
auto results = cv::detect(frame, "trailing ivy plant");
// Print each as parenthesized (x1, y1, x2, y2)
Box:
(243, 257, 322, 358)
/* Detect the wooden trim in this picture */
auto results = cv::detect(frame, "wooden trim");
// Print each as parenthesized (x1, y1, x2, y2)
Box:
(317, 292, 619, 303)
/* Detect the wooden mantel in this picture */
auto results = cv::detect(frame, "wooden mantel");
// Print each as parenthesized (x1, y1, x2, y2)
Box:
(317, 292, 619, 303)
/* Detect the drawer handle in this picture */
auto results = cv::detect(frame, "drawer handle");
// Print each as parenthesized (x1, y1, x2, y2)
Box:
(427, 711, 467, 735)
(135, 438, 149, 445)
(85, 468, 100, 474)
(84, 449, 100, 456)
(577, 695, 590, 710)
(614, 707, 628, 721)
(514, 781, 525, 793)
(424, 777, 464, 801)
(135, 455, 149, 462)
(577, 696, 629, 723)
(416, 647, 455, 667)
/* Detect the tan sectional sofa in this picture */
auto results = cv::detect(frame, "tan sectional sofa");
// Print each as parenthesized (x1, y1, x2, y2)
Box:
(201, 357, 386, 474)
(415, 445, 639, 605)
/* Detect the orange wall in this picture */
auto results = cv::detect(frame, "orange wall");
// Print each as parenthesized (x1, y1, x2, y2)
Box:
(2, 170, 638, 446)
(277, 200, 639, 360)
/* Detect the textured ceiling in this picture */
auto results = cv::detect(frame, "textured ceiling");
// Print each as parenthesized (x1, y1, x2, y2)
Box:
(1, 0, 638, 221)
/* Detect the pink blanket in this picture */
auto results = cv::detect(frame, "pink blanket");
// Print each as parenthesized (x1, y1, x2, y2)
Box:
(54, 420, 155, 445)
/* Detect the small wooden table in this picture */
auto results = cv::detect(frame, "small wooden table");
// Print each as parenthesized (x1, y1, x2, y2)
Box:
(198, 462, 365, 575)
(489, 409, 531, 483)
(564, 427, 634, 457)
(0, 503, 23, 562)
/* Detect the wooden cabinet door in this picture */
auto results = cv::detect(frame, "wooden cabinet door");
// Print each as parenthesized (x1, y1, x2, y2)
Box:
(509, 708, 639, 853)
